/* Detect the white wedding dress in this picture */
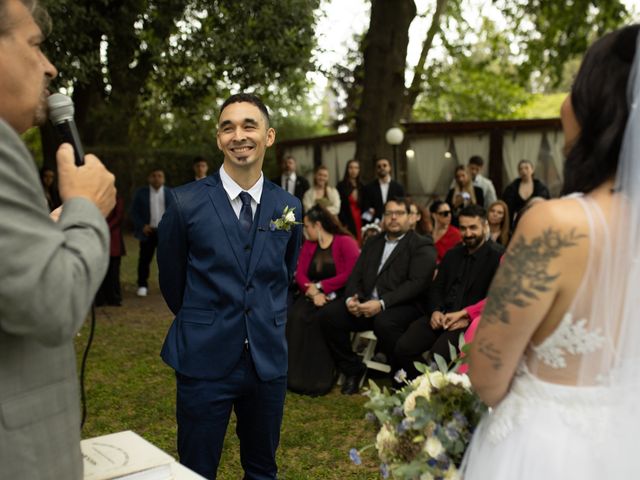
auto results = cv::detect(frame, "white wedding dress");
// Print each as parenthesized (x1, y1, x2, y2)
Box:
(464, 29, 640, 479)
(462, 195, 614, 479)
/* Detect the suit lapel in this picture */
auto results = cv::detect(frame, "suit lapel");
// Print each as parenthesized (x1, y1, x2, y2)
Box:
(247, 182, 277, 281)
(206, 174, 248, 276)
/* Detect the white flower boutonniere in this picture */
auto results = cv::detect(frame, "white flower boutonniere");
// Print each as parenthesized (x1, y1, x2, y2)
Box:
(270, 206, 300, 232)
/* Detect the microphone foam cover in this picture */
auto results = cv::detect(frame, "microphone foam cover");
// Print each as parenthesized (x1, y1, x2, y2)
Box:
(47, 93, 75, 125)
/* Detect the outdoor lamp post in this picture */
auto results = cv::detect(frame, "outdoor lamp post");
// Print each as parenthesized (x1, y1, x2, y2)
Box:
(385, 127, 404, 180)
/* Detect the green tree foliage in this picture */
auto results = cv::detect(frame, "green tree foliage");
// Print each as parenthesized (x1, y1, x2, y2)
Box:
(41, 0, 321, 150)
(414, 18, 531, 121)
(496, 0, 629, 89)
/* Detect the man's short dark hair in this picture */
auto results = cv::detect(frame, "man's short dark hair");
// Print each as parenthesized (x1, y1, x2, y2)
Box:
(193, 156, 207, 165)
(455, 165, 466, 174)
(384, 197, 410, 213)
(149, 167, 164, 175)
(219, 93, 270, 126)
(468, 156, 484, 167)
(459, 204, 487, 221)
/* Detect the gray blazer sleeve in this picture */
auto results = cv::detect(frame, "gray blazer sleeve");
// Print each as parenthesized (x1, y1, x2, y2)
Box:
(0, 119, 109, 346)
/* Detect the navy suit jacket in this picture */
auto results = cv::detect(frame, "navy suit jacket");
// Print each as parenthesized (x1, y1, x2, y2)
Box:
(157, 172, 303, 381)
(130, 185, 172, 241)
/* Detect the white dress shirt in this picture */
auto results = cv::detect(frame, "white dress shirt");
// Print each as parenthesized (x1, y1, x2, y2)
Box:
(281, 172, 297, 196)
(149, 186, 165, 228)
(220, 165, 263, 219)
(379, 178, 391, 205)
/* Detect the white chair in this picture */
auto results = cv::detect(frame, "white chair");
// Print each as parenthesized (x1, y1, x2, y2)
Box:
(352, 330, 391, 374)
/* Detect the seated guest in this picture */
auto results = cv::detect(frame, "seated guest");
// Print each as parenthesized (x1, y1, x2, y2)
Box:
(487, 200, 511, 245)
(407, 199, 422, 232)
(319, 198, 437, 394)
(441, 298, 487, 374)
(361, 158, 405, 224)
(394, 204, 503, 380)
(287, 206, 359, 396)
(303, 165, 341, 215)
(361, 222, 382, 246)
(446, 165, 484, 225)
(430, 200, 462, 263)
(40, 166, 61, 212)
(337, 159, 364, 244)
(414, 202, 433, 237)
(502, 159, 551, 229)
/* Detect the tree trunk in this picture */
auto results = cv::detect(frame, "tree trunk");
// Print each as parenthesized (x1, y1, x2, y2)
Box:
(354, 0, 416, 182)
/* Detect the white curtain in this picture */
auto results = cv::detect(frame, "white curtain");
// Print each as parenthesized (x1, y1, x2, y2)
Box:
(451, 134, 491, 174)
(547, 130, 566, 184)
(502, 131, 544, 183)
(321, 141, 356, 186)
(407, 136, 453, 197)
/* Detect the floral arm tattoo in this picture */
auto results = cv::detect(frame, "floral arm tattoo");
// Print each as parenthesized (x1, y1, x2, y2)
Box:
(478, 228, 585, 369)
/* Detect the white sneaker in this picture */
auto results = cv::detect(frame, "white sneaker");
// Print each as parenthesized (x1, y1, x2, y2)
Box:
(136, 287, 148, 297)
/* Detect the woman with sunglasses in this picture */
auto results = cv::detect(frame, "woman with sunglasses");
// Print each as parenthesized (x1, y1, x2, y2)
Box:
(429, 199, 461, 263)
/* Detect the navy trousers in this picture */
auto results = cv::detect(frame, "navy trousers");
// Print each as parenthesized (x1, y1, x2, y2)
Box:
(176, 349, 287, 480)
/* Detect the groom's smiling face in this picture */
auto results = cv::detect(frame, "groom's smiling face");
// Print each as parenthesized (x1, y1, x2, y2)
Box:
(216, 101, 275, 170)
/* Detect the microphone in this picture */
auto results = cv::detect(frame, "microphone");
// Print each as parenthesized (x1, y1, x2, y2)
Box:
(47, 93, 85, 166)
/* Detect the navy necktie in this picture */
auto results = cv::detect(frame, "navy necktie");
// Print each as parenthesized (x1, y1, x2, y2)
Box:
(239, 192, 253, 232)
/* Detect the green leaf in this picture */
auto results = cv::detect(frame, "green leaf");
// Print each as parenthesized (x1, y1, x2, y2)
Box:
(434, 354, 449, 374)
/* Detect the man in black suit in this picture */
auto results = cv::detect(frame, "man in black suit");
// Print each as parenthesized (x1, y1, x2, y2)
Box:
(271, 154, 309, 203)
(361, 158, 405, 224)
(395, 204, 503, 379)
(319, 198, 437, 394)
(130, 168, 172, 296)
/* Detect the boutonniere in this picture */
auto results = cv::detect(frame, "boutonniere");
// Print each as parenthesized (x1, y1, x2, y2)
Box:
(270, 206, 300, 232)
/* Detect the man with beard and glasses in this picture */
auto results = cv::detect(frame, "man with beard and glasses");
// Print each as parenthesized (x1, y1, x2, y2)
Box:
(319, 198, 436, 394)
(0, 0, 116, 478)
(394, 204, 503, 380)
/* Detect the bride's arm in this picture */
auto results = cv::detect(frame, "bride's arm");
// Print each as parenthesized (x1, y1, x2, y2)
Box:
(468, 201, 584, 406)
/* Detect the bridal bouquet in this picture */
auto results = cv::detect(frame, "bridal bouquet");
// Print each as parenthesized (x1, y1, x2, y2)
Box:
(350, 345, 486, 479)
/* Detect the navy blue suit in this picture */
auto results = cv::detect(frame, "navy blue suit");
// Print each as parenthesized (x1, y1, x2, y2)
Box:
(158, 171, 302, 479)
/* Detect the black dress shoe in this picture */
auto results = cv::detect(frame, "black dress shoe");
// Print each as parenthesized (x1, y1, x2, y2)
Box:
(341, 370, 366, 395)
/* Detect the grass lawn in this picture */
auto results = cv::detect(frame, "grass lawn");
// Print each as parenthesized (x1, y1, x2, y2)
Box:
(76, 234, 381, 479)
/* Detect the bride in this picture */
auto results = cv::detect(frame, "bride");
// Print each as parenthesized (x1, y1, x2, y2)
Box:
(463, 24, 640, 479)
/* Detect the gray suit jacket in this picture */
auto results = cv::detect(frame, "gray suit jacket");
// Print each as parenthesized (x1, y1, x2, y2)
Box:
(0, 119, 109, 480)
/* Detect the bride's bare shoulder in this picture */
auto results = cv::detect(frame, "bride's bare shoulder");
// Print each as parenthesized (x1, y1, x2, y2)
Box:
(515, 197, 589, 234)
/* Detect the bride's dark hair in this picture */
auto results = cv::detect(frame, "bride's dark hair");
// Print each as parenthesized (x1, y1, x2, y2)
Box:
(561, 24, 640, 195)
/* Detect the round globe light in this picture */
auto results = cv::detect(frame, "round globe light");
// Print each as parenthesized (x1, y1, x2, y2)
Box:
(385, 127, 404, 145)
(406, 149, 415, 160)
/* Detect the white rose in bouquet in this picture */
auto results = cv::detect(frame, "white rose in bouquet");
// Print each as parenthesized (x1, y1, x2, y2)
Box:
(446, 372, 471, 389)
(427, 370, 446, 389)
(404, 377, 432, 416)
(423, 436, 444, 458)
(375, 422, 398, 462)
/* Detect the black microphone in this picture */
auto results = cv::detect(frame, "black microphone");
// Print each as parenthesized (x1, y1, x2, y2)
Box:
(47, 93, 85, 166)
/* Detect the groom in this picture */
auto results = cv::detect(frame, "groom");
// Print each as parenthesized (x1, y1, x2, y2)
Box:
(158, 93, 302, 479)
